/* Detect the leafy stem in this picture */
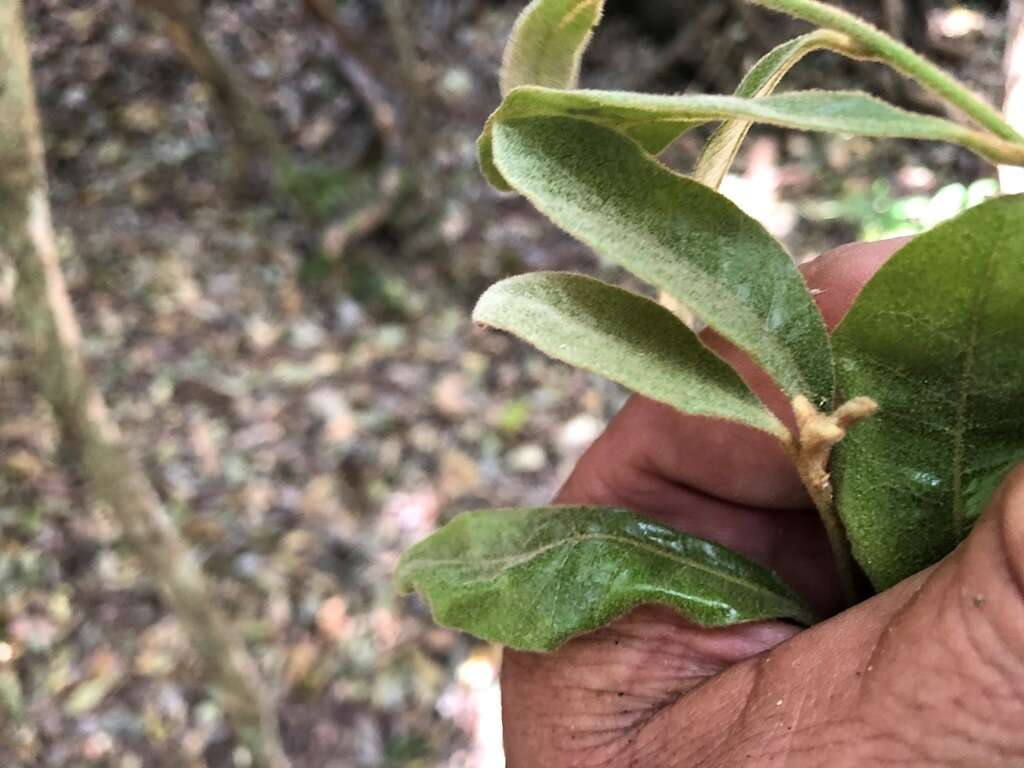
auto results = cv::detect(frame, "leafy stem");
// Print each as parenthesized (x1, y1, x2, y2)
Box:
(750, 0, 1024, 145)
(786, 394, 878, 606)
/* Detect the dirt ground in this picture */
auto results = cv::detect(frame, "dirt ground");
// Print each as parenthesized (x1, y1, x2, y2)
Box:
(0, 1, 1012, 765)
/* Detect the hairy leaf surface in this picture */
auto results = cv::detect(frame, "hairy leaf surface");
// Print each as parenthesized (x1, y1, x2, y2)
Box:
(480, 106, 701, 191)
(500, 0, 604, 96)
(474, 272, 787, 438)
(491, 116, 834, 406)
(833, 196, 1024, 590)
(396, 506, 816, 651)
(695, 30, 867, 188)
(486, 87, 1024, 167)
(481, 0, 605, 189)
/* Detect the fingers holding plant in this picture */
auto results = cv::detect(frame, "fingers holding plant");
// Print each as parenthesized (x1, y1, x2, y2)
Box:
(502, 463, 1024, 767)
(398, 0, 1024, 670)
(658, 465, 1024, 767)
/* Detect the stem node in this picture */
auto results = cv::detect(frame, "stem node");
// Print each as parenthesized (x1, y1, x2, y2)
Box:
(789, 394, 878, 606)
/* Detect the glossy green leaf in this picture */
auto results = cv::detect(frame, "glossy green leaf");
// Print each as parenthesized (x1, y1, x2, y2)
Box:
(487, 87, 1024, 167)
(500, 0, 604, 96)
(833, 196, 1024, 590)
(695, 30, 868, 188)
(396, 506, 816, 651)
(474, 272, 787, 438)
(491, 116, 834, 406)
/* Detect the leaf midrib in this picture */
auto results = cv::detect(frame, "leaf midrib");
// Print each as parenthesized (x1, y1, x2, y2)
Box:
(951, 218, 1006, 537)
(493, 121, 815, 398)
(559, 0, 600, 30)
(402, 529, 792, 605)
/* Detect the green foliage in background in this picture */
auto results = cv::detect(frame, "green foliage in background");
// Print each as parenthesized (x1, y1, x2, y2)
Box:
(809, 178, 1000, 239)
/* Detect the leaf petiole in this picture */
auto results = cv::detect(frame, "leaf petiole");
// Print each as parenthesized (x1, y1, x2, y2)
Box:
(786, 394, 878, 606)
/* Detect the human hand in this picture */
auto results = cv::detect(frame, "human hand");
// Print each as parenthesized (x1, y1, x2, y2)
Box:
(501, 239, 1024, 766)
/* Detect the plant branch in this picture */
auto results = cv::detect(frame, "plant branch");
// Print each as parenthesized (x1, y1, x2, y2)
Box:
(303, 0, 406, 258)
(382, 0, 420, 100)
(136, 0, 289, 179)
(749, 0, 1024, 144)
(786, 395, 878, 606)
(626, 3, 730, 90)
(0, 4, 290, 765)
(302, 0, 399, 144)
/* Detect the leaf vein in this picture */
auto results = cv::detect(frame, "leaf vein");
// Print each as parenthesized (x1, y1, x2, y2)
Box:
(403, 530, 788, 603)
(952, 217, 1006, 538)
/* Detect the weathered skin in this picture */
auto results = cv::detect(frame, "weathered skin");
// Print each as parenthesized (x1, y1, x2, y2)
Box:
(502, 238, 1024, 766)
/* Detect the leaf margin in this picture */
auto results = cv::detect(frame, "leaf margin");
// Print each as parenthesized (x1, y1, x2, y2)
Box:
(473, 271, 789, 440)
(832, 194, 1024, 590)
(397, 505, 817, 651)
(490, 114, 835, 407)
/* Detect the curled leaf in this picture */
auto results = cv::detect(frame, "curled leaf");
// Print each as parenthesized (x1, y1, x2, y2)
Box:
(489, 87, 1024, 167)
(482, 0, 605, 189)
(397, 506, 816, 651)
(501, 0, 604, 96)
(695, 29, 869, 188)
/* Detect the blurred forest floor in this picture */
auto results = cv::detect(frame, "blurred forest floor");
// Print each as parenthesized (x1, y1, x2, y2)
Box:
(0, 1, 1012, 766)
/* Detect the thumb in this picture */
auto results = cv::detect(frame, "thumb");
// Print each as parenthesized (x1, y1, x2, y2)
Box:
(851, 463, 1024, 753)
(667, 465, 1024, 765)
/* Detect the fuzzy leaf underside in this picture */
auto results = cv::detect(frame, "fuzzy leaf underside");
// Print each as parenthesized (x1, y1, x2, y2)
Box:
(489, 87, 1016, 163)
(695, 30, 867, 189)
(480, 85, 1021, 193)
(491, 115, 834, 406)
(479, 110, 703, 191)
(500, 0, 604, 96)
(482, 0, 606, 189)
(833, 195, 1024, 591)
(396, 506, 816, 651)
(473, 272, 787, 438)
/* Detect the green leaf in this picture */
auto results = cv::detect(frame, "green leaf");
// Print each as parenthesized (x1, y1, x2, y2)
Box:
(480, 104, 701, 192)
(488, 87, 1024, 167)
(749, 0, 1024, 144)
(695, 30, 867, 189)
(491, 116, 834, 406)
(833, 195, 1024, 591)
(397, 506, 816, 651)
(500, 0, 604, 96)
(479, 118, 515, 192)
(963, 453, 1024, 524)
(481, 0, 605, 190)
(474, 272, 787, 438)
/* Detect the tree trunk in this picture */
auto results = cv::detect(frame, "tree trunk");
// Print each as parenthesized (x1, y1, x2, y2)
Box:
(1002, 0, 1024, 193)
(136, 0, 286, 188)
(0, 3, 290, 766)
